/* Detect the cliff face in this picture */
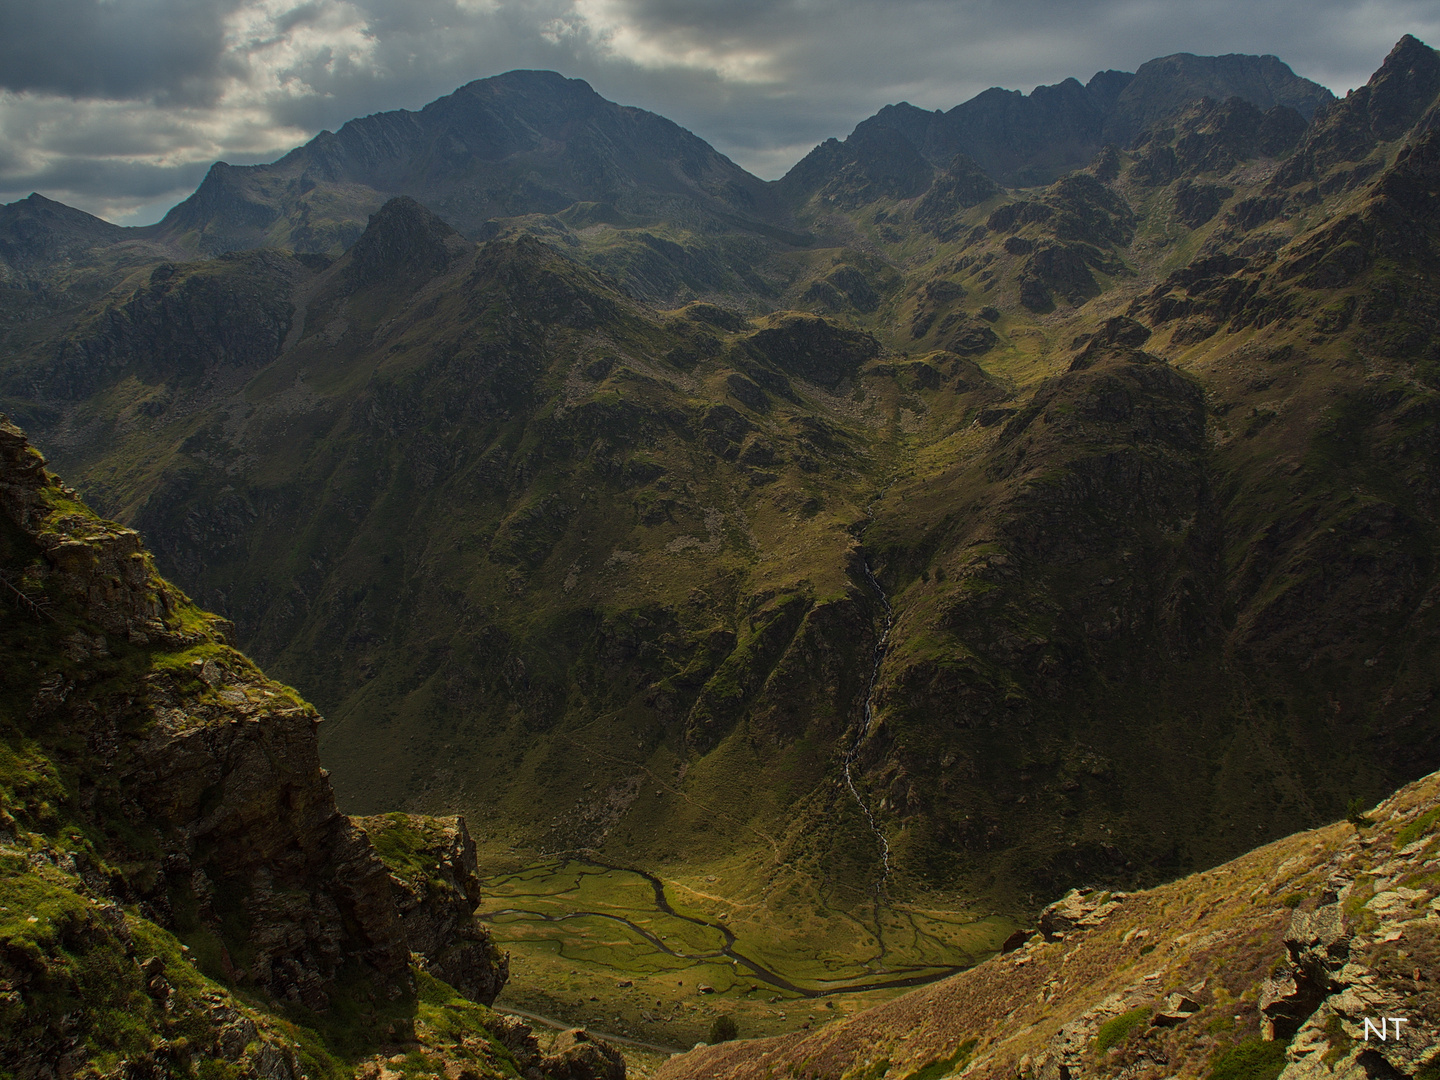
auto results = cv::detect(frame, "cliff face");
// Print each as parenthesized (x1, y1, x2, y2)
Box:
(0, 418, 524, 1077)
(2, 416, 415, 1010)
(355, 814, 510, 1006)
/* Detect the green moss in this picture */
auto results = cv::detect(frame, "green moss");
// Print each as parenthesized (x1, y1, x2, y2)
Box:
(1208, 1038, 1288, 1080)
(904, 1037, 978, 1080)
(362, 813, 436, 880)
(1396, 807, 1440, 849)
(1095, 1007, 1150, 1054)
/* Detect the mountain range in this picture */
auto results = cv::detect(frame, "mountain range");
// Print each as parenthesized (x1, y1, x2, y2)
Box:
(3, 31, 1440, 1075)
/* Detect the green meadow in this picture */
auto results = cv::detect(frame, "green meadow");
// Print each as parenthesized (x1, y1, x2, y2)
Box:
(476, 858, 1013, 1049)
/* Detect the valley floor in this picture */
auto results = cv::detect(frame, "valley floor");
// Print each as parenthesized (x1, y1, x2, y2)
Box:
(472, 854, 1013, 1050)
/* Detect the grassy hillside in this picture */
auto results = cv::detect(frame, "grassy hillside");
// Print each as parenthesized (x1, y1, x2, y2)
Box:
(653, 769, 1440, 1080)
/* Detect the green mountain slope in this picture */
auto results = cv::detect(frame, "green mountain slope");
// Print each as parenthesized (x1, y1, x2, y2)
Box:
(0, 37, 1437, 1002)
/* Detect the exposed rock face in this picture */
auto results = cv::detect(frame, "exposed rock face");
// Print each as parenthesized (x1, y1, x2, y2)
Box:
(3, 419, 415, 1010)
(1276, 34, 1440, 187)
(34, 251, 303, 401)
(0, 193, 129, 276)
(778, 124, 936, 209)
(1104, 52, 1332, 146)
(785, 50, 1331, 191)
(742, 315, 881, 389)
(0, 418, 512, 1073)
(471, 1018, 627, 1080)
(915, 155, 1003, 239)
(1130, 97, 1307, 186)
(542, 1028, 628, 1080)
(355, 814, 510, 1005)
(1037, 888, 1125, 941)
(346, 195, 463, 288)
(151, 68, 782, 255)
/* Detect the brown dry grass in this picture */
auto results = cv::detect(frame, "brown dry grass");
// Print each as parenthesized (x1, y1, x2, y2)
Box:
(654, 770, 1440, 1080)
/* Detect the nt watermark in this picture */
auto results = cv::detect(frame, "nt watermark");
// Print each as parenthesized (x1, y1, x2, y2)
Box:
(1363, 1018, 1409, 1041)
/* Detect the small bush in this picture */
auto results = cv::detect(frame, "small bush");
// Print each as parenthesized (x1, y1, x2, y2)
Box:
(709, 1015, 738, 1043)
(1208, 1037, 1287, 1080)
(1346, 798, 1371, 828)
(1095, 1007, 1149, 1053)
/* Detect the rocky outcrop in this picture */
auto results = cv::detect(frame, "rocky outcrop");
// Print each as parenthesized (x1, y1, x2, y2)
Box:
(1129, 97, 1307, 186)
(4, 418, 416, 1009)
(777, 125, 935, 209)
(1275, 35, 1440, 189)
(1037, 888, 1125, 941)
(742, 315, 881, 390)
(0, 418, 514, 1073)
(356, 814, 509, 1006)
(542, 1029, 628, 1080)
(28, 250, 304, 401)
(345, 196, 464, 289)
(915, 155, 1003, 239)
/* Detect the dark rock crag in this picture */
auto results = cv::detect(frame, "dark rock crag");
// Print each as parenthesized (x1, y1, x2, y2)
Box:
(0, 417, 579, 1077)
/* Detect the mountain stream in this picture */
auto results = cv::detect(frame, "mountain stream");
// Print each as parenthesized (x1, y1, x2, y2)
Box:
(843, 559, 894, 884)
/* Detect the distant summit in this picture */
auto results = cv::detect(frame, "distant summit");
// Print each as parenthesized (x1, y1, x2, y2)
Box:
(782, 50, 1334, 193)
(151, 68, 781, 256)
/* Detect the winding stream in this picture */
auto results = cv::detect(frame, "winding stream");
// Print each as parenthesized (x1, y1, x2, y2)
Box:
(479, 857, 969, 999)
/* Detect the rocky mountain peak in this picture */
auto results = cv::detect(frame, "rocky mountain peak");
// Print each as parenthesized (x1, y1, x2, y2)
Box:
(1273, 34, 1440, 186)
(1364, 32, 1440, 139)
(346, 195, 462, 287)
(0, 192, 126, 274)
(453, 67, 602, 105)
(1104, 51, 1333, 146)
(783, 47, 1335, 195)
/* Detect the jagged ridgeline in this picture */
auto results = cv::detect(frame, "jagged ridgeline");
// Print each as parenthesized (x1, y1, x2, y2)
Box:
(2, 36, 1440, 931)
(0, 422, 624, 1077)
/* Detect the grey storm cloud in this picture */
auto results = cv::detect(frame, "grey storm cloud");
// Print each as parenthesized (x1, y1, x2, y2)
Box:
(0, 0, 245, 104)
(1, 0, 1438, 223)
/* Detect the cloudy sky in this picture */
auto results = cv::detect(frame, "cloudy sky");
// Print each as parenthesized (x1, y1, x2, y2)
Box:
(2, 0, 1437, 224)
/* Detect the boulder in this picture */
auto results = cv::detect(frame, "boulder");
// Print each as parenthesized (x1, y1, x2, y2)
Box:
(541, 1029, 627, 1080)
(1151, 991, 1201, 1027)
(1038, 888, 1123, 940)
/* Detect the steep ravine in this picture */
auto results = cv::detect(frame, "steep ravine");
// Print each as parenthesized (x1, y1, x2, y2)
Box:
(844, 557, 895, 886)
